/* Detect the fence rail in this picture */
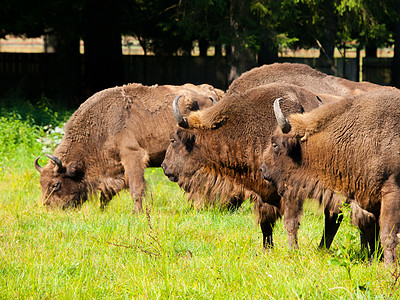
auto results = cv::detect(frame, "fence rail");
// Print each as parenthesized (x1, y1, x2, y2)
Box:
(0, 53, 393, 106)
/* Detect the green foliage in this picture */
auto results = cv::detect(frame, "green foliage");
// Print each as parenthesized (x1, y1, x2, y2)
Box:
(0, 115, 41, 168)
(327, 203, 362, 281)
(275, 0, 398, 55)
(277, 33, 300, 52)
(0, 0, 84, 38)
(174, 0, 231, 48)
(0, 95, 71, 170)
(1, 0, 399, 60)
(0, 94, 71, 128)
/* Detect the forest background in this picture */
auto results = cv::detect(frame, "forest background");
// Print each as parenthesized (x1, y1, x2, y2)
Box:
(1, 0, 400, 107)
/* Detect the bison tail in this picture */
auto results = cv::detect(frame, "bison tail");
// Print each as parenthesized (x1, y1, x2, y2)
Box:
(253, 195, 284, 225)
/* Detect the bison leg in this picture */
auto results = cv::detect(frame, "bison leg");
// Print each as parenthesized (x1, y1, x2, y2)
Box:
(120, 149, 149, 214)
(349, 202, 380, 257)
(318, 208, 343, 249)
(98, 178, 126, 210)
(359, 223, 381, 258)
(100, 190, 116, 210)
(379, 176, 400, 264)
(255, 194, 282, 249)
(260, 221, 274, 248)
(283, 201, 302, 249)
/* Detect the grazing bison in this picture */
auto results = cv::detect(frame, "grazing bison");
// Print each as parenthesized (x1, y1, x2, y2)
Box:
(35, 83, 222, 212)
(162, 83, 329, 247)
(261, 88, 400, 263)
(227, 62, 382, 96)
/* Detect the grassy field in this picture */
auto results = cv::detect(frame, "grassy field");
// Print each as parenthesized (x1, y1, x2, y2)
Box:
(0, 98, 400, 299)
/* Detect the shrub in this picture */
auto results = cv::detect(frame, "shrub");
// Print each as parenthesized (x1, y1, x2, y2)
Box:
(0, 95, 71, 170)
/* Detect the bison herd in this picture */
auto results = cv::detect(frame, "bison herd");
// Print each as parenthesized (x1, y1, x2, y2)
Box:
(35, 63, 400, 265)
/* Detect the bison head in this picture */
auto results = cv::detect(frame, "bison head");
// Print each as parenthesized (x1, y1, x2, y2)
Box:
(35, 154, 88, 209)
(162, 95, 199, 182)
(162, 127, 197, 183)
(261, 98, 303, 195)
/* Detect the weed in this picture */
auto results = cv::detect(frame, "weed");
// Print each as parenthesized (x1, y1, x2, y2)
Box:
(0, 95, 71, 170)
(387, 261, 400, 297)
(327, 202, 360, 281)
(37, 124, 65, 153)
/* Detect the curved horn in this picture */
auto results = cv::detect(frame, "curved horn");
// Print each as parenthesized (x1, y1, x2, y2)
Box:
(209, 96, 218, 104)
(273, 98, 291, 133)
(172, 95, 189, 128)
(45, 154, 63, 169)
(316, 96, 323, 105)
(34, 156, 43, 173)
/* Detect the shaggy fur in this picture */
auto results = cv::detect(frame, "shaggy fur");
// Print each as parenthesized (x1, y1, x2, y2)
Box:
(36, 83, 223, 212)
(261, 87, 400, 263)
(227, 62, 384, 97)
(162, 83, 326, 247)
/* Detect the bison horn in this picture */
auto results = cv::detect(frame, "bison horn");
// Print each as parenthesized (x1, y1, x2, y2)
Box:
(173, 95, 189, 128)
(273, 98, 291, 133)
(209, 96, 218, 104)
(34, 156, 43, 173)
(45, 154, 63, 170)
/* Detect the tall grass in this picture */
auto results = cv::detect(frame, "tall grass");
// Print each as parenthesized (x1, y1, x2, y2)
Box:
(0, 97, 399, 299)
(0, 95, 71, 171)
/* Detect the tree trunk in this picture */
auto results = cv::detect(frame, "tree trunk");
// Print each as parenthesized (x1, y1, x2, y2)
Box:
(214, 43, 222, 57)
(258, 39, 278, 66)
(391, 3, 400, 88)
(54, 31, 81, 107)
(180, 40, 193, 56)
(356, 46, 361, 82)
(227, 0, 257, 83)
(365, 45, 377, 58)
(319, 32, 336, 61)
(83, 0, 124, 98)
(199, 38, 209, 57)
(318, 1, 337, 74)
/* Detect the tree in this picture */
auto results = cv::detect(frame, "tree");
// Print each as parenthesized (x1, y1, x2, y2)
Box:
(391, 2, 400, 88)
(173, 1, 281, 81)
(0, 0, 84, 105)
(83, 0, 124, 95)
(174, 0, 230, 56)
(1, 0, 399, 100)
(123, 0, 191, 56)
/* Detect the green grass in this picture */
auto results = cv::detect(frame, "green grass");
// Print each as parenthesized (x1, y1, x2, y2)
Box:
(0, 99, 399, 299)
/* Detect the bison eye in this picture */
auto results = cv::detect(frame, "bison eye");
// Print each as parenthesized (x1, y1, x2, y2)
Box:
(170, 138, 176, 144)
(52, 182, 61, 191)
(272, 143, 279, 153)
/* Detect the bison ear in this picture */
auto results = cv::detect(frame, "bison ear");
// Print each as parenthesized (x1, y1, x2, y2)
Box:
(284, 137, 302, 163)
(65, 161, 85, 179)
(186, 99, 200, 111)
(176, 128, 196, 152)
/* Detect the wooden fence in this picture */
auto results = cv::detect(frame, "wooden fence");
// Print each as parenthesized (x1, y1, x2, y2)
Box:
(0, 53, 393, 106)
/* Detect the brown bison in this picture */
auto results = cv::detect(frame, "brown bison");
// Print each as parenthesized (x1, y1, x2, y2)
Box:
(227, 62, 382, 96)
(261, 88, 400, 263)
(162, 83, 330, 247)
(35, 83, 222, 212)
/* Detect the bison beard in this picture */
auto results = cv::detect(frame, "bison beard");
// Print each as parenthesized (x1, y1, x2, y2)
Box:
(262, 90, 400, 264)
(35, 83, 222, 211)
